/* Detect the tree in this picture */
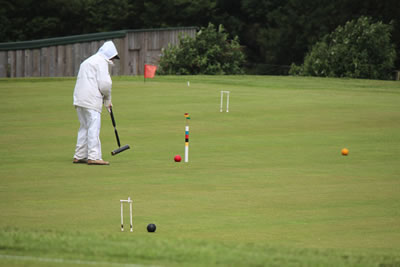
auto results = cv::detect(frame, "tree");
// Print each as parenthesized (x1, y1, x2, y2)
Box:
(84, 0, 133, 33)
(158, 23, 245, 75)
(1, 0, 399, 72)
(290, 16, 396, 80)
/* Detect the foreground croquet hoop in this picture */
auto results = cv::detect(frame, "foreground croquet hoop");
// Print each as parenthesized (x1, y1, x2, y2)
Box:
(220, 91, 230, 112)
(120, 197, 133, 232)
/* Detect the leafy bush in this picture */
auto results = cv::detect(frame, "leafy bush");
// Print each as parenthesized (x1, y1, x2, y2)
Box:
(290, 16, 397, 80)
(158, 23, 245, 75)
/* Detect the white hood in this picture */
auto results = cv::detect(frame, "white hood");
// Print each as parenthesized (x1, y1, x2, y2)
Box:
(97, 41, 119, 60)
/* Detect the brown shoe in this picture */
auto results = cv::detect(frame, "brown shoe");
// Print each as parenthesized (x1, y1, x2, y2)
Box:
(88, 159, 110, 165)
(73, 158, 88, 164)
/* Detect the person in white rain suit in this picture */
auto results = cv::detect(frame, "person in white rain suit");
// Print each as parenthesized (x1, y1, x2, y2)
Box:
(72, 41, 119, 165)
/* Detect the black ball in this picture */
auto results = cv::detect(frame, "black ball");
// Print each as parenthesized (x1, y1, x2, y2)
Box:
(147, 223, 156, 233)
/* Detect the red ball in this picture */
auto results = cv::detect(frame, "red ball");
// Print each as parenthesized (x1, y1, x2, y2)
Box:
(174, 155, 182, 162)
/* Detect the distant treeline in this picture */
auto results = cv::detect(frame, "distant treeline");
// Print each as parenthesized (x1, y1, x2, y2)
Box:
(1, 0, 399, 73)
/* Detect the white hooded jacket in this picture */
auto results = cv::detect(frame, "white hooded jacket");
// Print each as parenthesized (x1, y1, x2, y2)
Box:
(73, 41, 119, 113)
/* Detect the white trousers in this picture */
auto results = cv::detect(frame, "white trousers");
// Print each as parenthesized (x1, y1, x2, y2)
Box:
(74, 106, 103, 160)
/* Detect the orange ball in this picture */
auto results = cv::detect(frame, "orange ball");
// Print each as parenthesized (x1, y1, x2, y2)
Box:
(341, 148, 349, 156)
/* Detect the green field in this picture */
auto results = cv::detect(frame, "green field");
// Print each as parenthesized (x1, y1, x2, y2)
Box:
(0, 75, 399, 266)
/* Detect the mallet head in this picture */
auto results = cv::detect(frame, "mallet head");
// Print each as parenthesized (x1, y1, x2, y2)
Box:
(111, 145, 130, 156)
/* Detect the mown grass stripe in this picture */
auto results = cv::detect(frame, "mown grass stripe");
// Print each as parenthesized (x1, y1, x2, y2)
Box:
(0, 254, 158, 267)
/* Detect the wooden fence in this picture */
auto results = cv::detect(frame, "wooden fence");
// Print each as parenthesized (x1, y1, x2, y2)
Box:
(0, 27, 197, 78)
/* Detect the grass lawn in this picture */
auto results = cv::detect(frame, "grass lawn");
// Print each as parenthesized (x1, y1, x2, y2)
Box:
(0, 75, 399, 266)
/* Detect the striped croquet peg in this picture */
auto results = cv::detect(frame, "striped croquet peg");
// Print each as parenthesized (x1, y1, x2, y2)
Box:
(184, 113, 190, 162)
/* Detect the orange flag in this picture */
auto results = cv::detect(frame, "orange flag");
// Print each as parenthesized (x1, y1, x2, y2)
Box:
(144, 64, 157, 78)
